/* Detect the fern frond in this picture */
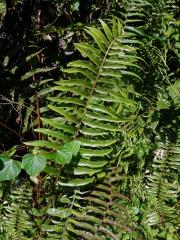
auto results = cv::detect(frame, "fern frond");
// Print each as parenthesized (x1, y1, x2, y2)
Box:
(43, 168, 131, 240)
(146, 127, 180, 225)
(2, 182, 33, 240)
(32, 17, 144, 188)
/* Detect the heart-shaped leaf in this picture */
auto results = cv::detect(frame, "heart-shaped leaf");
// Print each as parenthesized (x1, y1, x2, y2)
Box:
(0, 159, 21, 181)
(22, 153, 47, 176)
(63, 141, 81, 156)
(0, 153, 10, 161)
(53, 148, 72, 165)
(52, 141, 80, 165)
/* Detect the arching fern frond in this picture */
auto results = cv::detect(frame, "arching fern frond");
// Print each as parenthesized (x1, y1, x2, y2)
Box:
(24, 7, 151, 240)
(29, 17, 144, 187)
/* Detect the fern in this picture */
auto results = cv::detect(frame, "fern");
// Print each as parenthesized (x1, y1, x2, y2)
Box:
(41, 3, 153, 239)
(25, 9, 147, 239)
(1, 182, 33, 240)
(29, 15, 145, 188)
(26, 1, 178, 239)
(41, 167, 132, 240)
(1, 0, 178, 239)
(145, 126, 180, 226)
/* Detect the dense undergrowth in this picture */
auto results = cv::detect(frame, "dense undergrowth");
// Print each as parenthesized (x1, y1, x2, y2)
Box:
(0, 0, 179, 239)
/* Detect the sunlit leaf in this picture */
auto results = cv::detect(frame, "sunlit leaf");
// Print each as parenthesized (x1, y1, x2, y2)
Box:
(0, 159, 21, 181)
(22, 153, 47, 176)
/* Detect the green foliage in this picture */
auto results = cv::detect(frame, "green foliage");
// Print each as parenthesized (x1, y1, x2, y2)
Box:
(22, 153, 47, 176)
(0, 140, 80, 180)
(0, 182, 33, 240)
(0, 147, 21, 181)
(0, 0, 179, 239)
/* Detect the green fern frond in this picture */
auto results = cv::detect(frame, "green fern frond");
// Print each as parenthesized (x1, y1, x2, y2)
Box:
(146, 127, 180, 226)
(42, 168, 131, 240)
(2, 182, 33, 240)
(31, 17, 144, 188)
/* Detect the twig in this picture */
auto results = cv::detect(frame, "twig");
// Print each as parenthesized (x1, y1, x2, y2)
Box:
(0, 121, 21, 138)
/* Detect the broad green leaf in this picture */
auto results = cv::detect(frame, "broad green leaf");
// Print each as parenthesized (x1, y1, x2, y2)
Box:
(80, 127, 108, 136)
(52, 141, 80, 165)
(53, 149, 72, 165)
(124, 26, 145, 36)
(85, 28, 106, 52)
(168, 80, 180, 106)
(68, 60, 97, 73)
(72, 209, 102, 223)
(77, 159, 107, 168)
(100, 70, 121, 78)
(157, 99, 171, 110)
(41, 224, 64, 232)
(34, 128, 70, 142)
(63, 141, 81, 156)
(80, 148, 112, 157)
(75, 44, 101, 66)
(41, 118, 75, 134)
(48, 105, 78, 123)
(121, 39, 144, 46)
(64, 166, 102, 176)
(121, 70, 142, 81)
(112, 16, 119, 37)
(87, 104, 118, 118)
(21, 67, 55, 81)
(110, 43, 136, 52)
(117, 18, 122, 35)
(0, 154, 9, 161)
(75, 43, 103, 59)
(83, 119, 121, 131)
(127, 12, 145, 17)
(51, 86, 89, 98)
(56, 79, 92, 88)
(93, 94, 135, 105)
(0, 2, 6, 16)
(0, 159, 21, 181)
(48, 97, 85, 106)
(86, 26, 109, 47)
(78, 138, 116, 147)
(24, 140, 60, 150)
(85, 111, 124, 123)
(103, 60, 141, 69)
(99, 19, 113, 42)
(57, 177, 95, 187)
(22, 153, 47, 176)
(31, 207, 47, 217)
(64, 68, 95, 82)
